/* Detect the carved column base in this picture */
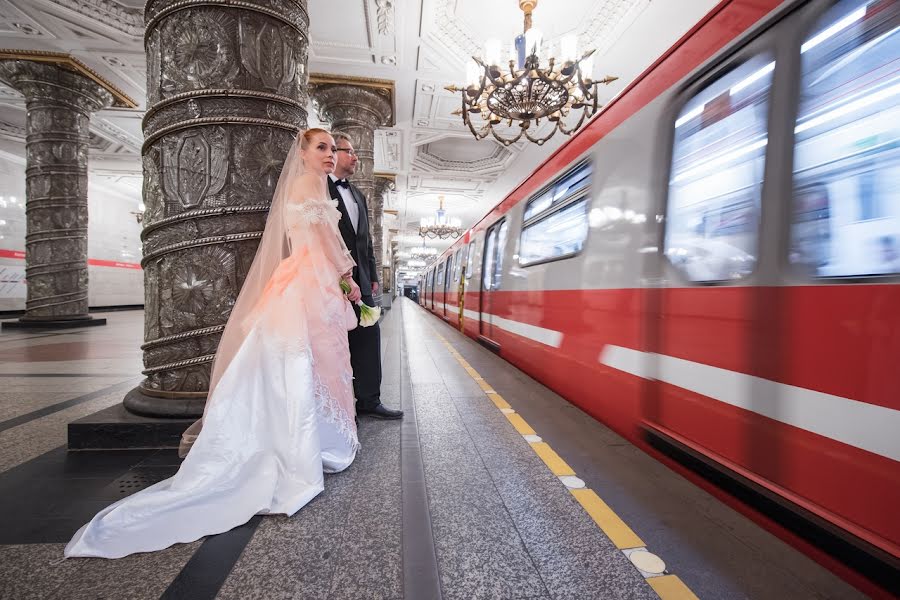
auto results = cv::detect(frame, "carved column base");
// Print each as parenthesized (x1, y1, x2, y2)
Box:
(1, 316, 107, 330)
(123, 386, 207, 418)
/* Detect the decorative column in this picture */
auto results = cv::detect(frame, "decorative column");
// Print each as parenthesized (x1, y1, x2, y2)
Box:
(127, 0, 310, 417)
(0, 58, 120, 329)
(310, 76, 393, 292)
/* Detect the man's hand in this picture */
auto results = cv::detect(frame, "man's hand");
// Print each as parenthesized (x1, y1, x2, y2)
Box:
(372, 282, 379, 294)
(344, 277, 362, 303)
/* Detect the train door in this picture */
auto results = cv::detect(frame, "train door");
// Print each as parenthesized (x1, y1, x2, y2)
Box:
(436, 260, 446, 315)
(457, 244, 468, 331)
(479, 218, 508, 344)
(447, 251, 459, 320)
(645, 37, 777, 459)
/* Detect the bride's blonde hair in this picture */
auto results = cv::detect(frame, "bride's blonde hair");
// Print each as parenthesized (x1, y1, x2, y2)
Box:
(300, 127, 332, 149)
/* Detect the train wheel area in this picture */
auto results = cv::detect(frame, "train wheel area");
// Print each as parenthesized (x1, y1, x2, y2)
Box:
(0, 301, 882, 598)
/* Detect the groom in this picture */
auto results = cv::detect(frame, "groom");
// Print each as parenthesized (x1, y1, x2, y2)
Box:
(328, 132, 403, 420)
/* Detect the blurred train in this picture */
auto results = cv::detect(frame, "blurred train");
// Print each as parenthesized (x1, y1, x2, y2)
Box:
(419, 0, 899, 592)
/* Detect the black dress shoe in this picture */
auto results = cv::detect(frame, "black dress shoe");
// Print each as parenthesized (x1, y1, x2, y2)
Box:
(358, 403, 404, 419)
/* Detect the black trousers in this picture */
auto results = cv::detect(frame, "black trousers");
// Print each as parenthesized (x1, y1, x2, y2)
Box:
(349, 294, 382, 410)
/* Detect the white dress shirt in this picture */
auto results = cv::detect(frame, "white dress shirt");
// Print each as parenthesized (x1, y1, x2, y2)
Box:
(329, 174, 359, 232)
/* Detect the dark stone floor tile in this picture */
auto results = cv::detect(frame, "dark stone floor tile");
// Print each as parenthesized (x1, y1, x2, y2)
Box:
(0, 518, 88, 545)
(135, 449, 184, 467)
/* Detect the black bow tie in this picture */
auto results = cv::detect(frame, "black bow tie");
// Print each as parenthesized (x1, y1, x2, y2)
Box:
(335, 179, 350, 189)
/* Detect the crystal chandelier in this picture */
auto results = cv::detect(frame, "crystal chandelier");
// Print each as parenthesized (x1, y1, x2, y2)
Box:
(445, 0, 617, 146)
(419, 196, 462, 239)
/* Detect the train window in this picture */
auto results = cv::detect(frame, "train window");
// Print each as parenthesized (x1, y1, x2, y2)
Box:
(665, 54, 775, 282)
(523, 161, 591, 221)
(520, 160, 592, 265)
(466, 241, 475, 279)
(520, 199, 590, 265)
(436, 261, 445, 286)
(456, 246, 467, 280)
(483, 220, 509, 290)
(453, 250, 462, 282)
(790, 0, 900, 278)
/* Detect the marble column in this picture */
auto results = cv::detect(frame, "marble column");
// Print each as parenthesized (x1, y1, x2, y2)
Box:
(0, 60, 113, 329)
(128, 0, 310, 417)
(310, 82, 392, 293)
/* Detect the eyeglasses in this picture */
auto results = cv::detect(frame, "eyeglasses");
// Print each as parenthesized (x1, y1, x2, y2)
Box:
(335, 148, 357, 156)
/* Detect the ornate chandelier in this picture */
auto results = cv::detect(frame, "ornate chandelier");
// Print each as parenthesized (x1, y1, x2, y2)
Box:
(445, 0, 617, 146)
(419, 196, 462, 239)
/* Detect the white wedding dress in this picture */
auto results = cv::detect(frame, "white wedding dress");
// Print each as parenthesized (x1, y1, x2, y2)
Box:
(65, 195, 360, 559)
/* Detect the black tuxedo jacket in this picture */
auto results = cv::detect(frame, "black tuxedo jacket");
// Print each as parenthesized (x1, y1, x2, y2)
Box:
(328, 176, 378, 294)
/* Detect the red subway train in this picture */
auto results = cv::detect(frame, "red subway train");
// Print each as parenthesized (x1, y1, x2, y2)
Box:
(418, 0, 899, 593)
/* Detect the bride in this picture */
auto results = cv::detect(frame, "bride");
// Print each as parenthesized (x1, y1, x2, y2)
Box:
(65, 129, 363, 558)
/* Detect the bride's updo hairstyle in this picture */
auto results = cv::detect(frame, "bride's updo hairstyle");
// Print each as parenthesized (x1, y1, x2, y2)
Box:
(300, 127, 331, 148)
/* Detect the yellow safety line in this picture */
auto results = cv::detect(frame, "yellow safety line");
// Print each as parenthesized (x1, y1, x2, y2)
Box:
(571, 489, 645, 550)
(506, 413, 537, 436)
(485, 391, 511, 410)
(428, 324, 698, 598)
(648, 575, 700, 600)
(530, 442, 576, 476)
(476, 379, 496, 392)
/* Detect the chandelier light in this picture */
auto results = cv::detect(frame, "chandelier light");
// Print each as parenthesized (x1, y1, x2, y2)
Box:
(419, 195, 462, 239)
(410, 243, 438, 258)
(445, 0, 617, 146)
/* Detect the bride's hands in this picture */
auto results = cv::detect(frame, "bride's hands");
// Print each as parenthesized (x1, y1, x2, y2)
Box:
(342, 275, 362, 303)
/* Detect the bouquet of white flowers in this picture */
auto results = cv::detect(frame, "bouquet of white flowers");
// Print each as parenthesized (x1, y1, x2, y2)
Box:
(340, 279, 381, 327)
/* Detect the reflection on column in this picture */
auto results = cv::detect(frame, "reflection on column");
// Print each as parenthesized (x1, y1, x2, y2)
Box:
(127, 0, 310, 417)
(373, 175, 394, 304)
(0, 58, 117, 329)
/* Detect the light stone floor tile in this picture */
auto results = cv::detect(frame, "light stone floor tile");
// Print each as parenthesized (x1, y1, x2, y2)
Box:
(0, 379, 138, 474)
(326, 420, 403, 600)
(216, 494, 353, 600)
(0, 391, 76, 422)
(0, 543, 81, 600)
(0, 377, 134, 422)
(0, 540, 200, 600)
(0, 360, 142, 374)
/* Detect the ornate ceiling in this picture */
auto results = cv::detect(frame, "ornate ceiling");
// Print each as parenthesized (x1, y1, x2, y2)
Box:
(0, 0, 720, 262)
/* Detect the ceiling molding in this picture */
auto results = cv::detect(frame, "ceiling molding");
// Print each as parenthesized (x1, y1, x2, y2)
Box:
(46, 0, 143, 38)
(0, 49, 138, 107)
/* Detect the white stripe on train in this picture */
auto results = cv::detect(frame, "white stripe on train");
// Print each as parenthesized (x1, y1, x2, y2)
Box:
(599, 345, 900, 462)
(433, 305, 564, 348)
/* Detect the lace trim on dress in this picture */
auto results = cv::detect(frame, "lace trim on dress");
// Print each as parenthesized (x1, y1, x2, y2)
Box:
(313, 371, 360, 453)
(287, 198, 341, 226)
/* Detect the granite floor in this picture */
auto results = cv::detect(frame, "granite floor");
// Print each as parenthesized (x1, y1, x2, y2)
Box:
(0, 304, 873, 599)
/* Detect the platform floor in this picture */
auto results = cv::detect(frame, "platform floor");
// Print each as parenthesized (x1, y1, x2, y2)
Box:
(0, 301, 866, 599)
